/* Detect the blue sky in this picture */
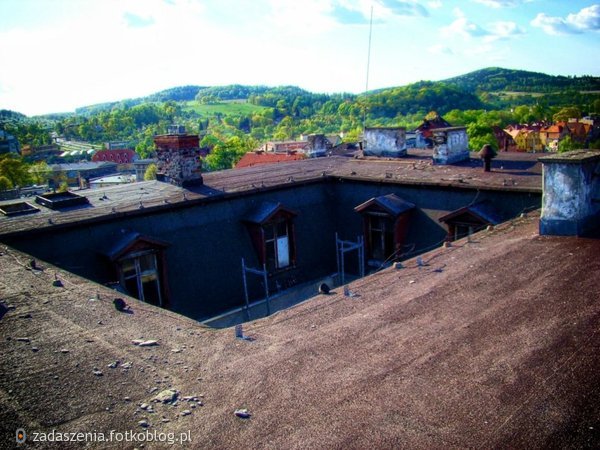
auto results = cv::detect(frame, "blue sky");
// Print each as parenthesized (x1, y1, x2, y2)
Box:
(0, 0, 598, 116)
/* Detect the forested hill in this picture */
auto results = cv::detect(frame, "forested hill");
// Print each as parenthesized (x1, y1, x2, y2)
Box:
(71, 67, 600, 116)
(361, 81, 483, 119)
(443, 67, 600, 93)
(75, 85, 206, 115)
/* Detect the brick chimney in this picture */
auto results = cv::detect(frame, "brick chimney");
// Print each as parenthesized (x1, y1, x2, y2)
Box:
(539, 150, 600, 236)
(153, 126, 203, 187)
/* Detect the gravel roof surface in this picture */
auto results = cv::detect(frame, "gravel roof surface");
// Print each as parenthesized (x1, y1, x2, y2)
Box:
(1, 212, 598, 449)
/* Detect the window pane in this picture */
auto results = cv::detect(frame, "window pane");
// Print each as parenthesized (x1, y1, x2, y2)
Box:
(121, 258, 136, 278)
(265, 240, 276, 268)
(138, 253, 156, 272)
(142, 279, 161, 306)
(277, 236, 290, 268)
(276, 221, 288, 237)
(264, 225, 274, 240)
(124, 277, 140, 299)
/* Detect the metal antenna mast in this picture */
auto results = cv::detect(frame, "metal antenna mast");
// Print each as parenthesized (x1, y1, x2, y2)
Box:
(362, 4, 374, 133)
(365, 5, 374, 94)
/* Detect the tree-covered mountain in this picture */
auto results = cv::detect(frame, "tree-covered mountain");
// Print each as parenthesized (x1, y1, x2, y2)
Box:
(0, 110, 27, 121)
(444, 67, 600, 93)
(4, 67, 599, 171)
(362, 81, 484, 118)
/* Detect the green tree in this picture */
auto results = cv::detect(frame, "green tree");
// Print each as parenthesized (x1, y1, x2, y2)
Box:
(29, 161, 51, 185)
(204, 136, 254, 171)
(144, 163, 157, 181)
(513, 105, 536, 124)
(589, 138, 600, 150)
(467, 122, 498, 152)
(558, 136, 579, 153)
(0, 175, 12, 190)
(0, 155, 30, 187)
(553, 107, 582, 122)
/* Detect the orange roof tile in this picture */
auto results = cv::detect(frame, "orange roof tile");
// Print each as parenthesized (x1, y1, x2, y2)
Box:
(235, 152, 306, 169)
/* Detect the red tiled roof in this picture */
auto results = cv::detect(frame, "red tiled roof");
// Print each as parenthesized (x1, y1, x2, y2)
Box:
(416, 116, 452, 138)
(567, 122, 591, 136)
(541, 125, 564, 134)
(92, 149, 137, 164)
(235, 152, 306, 169)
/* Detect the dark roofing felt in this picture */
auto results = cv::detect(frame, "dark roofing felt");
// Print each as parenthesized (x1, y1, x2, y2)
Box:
(354, 193, 415, 216)
(0, 151, 544, 238)
(1, 213, 599, 448)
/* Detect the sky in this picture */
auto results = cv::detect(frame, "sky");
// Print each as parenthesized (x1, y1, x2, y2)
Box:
(0, 0, 599, 116)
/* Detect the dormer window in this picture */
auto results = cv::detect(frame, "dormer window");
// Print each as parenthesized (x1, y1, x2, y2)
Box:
(355, 194, 415, 266)
(243, 202, 297, 272)
(119, 250, 162, 306)
(105, 232, 170, 307)
(439, 201, 502, 242)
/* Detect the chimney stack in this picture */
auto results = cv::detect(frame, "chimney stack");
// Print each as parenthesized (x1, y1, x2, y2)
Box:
(539, 150, 600, 236)
(153, 126, 203, 187)
(432, 127, 469, 165)
(363, 127, 407, 157)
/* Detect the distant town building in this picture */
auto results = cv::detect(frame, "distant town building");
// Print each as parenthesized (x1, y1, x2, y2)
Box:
(539, 124, 568, 152)
(105, 141, 131, 150)
(89, 174, 135, 189)
(49, 161, 118, 188)
(92, 149, 138, 165)
(261, 134, 331, 158)
(415, 114, 452, 148)
(0, 130, 20, 154)
(235, 151, 306, 169)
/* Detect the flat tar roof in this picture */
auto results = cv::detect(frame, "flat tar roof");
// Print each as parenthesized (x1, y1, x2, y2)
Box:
(1, 212, 598, 448)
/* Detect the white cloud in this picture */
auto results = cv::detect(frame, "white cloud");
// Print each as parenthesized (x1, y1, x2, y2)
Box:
(441, 9, 488, 39)
(428, 44, 453, 54)
(472, 0, 531, 8)
(441, 8, 525, 42)
(531, 5, 600, 35)
(379, 0, 429, 17)
(428, 1, 443, 9)
(484, 21, 526, 41)
(567, 4, 600, 31)
(531, 13, 573, 35)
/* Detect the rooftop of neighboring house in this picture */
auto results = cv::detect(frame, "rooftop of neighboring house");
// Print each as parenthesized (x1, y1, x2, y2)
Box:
(1, 211, 598, 448)
(0, 150, 544, 238)
(92, 149, 138, 164)
(49, 161, 118, 172)
(540, 124, 566, 133)
(566, 121, 592, 136)
(234, 151, 306, 169)
(415, 115, 452, 134)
